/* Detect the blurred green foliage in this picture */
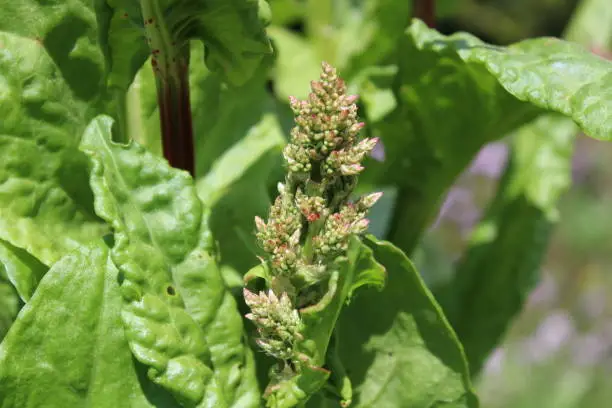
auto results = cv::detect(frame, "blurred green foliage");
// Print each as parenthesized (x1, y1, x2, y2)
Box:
(416, 1, 612, 407)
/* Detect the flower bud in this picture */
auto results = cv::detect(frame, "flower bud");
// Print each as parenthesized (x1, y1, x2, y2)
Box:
(344, 94, 358, 105)
(352, 218, 370, 233)
(340, 163, 364, 176)
(254, 216, 266, 233)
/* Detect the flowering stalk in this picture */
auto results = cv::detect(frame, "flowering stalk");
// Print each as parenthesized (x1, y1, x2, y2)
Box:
(244, 62, 381, 366)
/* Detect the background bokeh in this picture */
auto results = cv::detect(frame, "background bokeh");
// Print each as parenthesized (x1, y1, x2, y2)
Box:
(418, 1, 612, 407)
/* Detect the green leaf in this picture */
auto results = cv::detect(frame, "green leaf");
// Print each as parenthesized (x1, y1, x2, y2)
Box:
(0, 239, 48, 303)
(0, 0, 107, 101)
(0, 272, 20, 342)
(125, 54, 163, 156)
(432, 0, 612, 377)
(374, 19, 611, 254)
(101, 2, 151, 93)
(184, 0, 273, 86)
(121, 0, 273, 87)
(196, 100, 286, 275)
(349, 65, 398, 124)
(368, 20, 537, 254)
(265, 364, 331, 408)
(274, 0, 410, 80)
(564, 0, 612, 49)
(435, 114, 576, 376)
(0, 32, 108, 266)
(265, 237, 386, 406)
(267, 26, 322, 101)
(0, 0, 273, 99)
(406, 18, 612, 140)
(197, 115, 284, 206)
(192, 53, 281, 178)
(334, 236, 478, 407)
(333, 0, 412, 77)
(269, 0, 306, 25)
(0, 1, 153, 140)
(0, 242, 171, 408)
(301, 238, 386, 364)
(81, 116, 259, 407)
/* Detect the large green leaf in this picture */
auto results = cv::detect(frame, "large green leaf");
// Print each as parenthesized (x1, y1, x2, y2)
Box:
(436, 115, 575, 376)
(197, 113, 285, 276)
(182, 0, 273, 86)
(0, 242, 173, 408)
(81, 116, 259, 407)
(0, 0, 273, 95)
(334, 236, 478, 407)
(434, 0, 612, 377)
(367, 20, 537, 254)
(401, 18, 612, 140)
(373, 18, 611, 254)
(101, 1, 151, 92)
(0, 32, 108, 266)
(0, 0, 152, 152)
(0, 0, 107, 102)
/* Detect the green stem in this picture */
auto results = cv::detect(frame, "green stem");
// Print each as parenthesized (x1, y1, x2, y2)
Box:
(140, 0, 195, 176)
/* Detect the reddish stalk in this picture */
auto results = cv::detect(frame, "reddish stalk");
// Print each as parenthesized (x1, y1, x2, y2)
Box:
(156, 54, 195, 177)
(413, 0, 436, 28)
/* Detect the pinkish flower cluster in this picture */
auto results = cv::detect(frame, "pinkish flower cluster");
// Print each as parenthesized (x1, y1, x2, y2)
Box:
(247, 62, 382, 361)
(243, 289, 303, 360)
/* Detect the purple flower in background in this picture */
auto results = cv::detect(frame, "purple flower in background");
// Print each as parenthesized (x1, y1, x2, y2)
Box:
(572, 332, 611, 366)
(571, 136, 596, 184)
(369, 137, 386, 162)
(430, 142, 509, 235)
(520, 311, 574, 363)
(482, 347, 506, 376)
(430, 187, 481, 235)
(468, 142, 509, 178)
(526, 274, 558, 307)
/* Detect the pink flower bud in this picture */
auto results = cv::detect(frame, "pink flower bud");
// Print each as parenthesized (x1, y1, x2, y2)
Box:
(349, 122, 365, 134)
(356, 137, 378, 153)
(360, 192, 383, 209)
(311, 80, 325, 96)
(255, 216, 266, 232)
(243, 288, 258, 306)
(288, 96, 300, 113)
(353, 218, 370, 232)
(340, 163, 364, 175)
(322, 61, 334, 74)
(344, 94, 359, 105)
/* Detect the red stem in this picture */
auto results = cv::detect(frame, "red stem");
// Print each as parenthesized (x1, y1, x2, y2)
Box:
(156, 58, 195, 177)
(413, 0, 436, 28)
